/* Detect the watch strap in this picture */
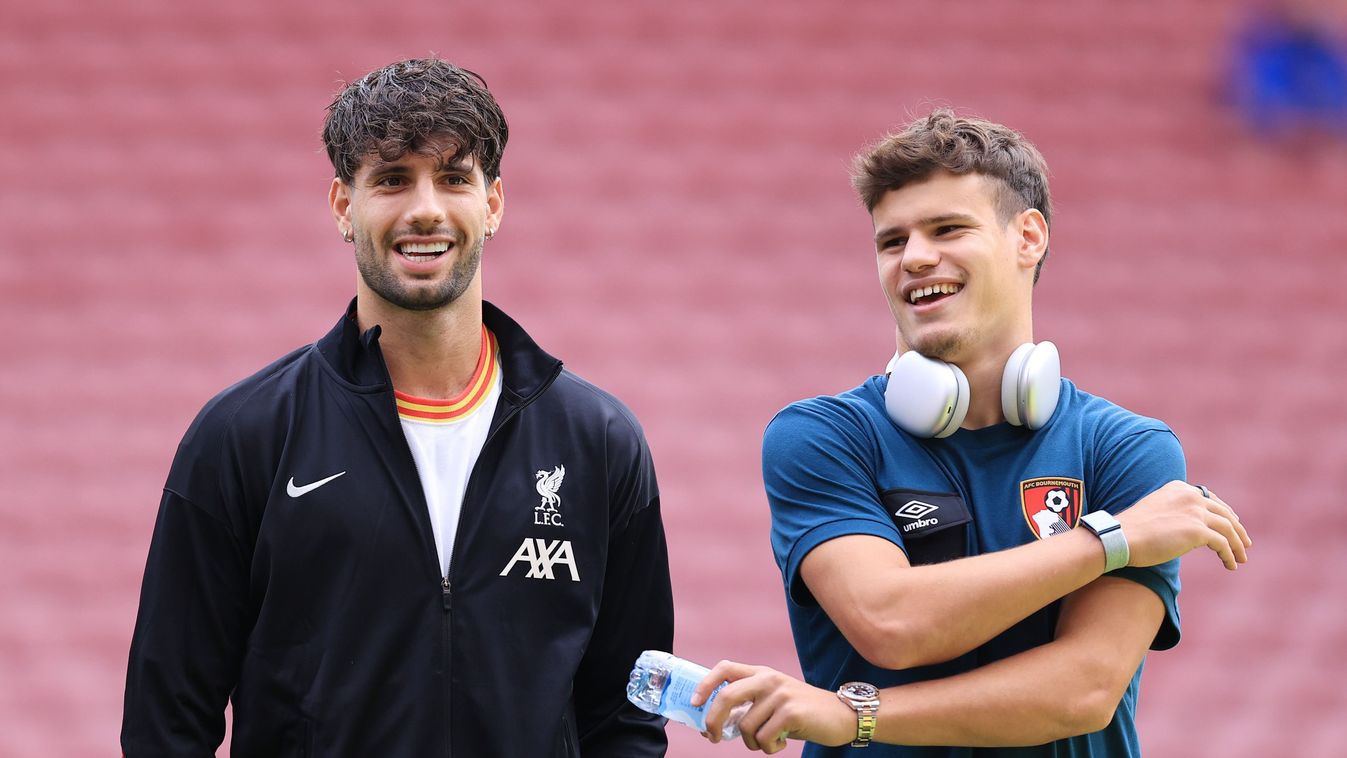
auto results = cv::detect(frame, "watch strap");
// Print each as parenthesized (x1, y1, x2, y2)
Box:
(836, 682, 880, 748)
(1080, 510, 1129, 572)
(853, 708, 877, 747)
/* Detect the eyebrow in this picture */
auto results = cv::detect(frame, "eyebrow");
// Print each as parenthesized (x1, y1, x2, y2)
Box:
(363, 156, 476, 179)
(873, 213, 979, 243)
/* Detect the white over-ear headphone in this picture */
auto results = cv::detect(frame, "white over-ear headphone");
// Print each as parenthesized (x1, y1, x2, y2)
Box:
(883, 342, 1061, 438)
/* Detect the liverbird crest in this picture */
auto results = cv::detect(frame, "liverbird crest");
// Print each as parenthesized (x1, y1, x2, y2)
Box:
(535, 465, 565, 511)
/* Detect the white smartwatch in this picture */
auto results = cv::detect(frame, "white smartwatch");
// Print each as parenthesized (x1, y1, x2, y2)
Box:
(1080, 511, 1129, 572)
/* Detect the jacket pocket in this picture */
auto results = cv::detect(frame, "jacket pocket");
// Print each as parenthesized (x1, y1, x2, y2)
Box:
(231, 642, 320, 757)
(880, 488, 972, 566)
(556, 707, 580, 758)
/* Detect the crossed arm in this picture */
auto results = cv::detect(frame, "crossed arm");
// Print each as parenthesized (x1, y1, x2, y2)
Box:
(808, 479, 1246, 672)
(802, 528, 1111, 671)
(697, 575, 1162, 752)
(694, 482, 1250, 753)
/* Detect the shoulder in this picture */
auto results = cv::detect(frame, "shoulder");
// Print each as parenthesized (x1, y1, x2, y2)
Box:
(169, 344, 316, 504)
(1057, 380, 1175, 443)
(544, 370, 660, 526)
(1056, 380, 1186, 485)
(765, 377, 889, 454)
(543, 369, 650, 446)
(180, 346, 314, 448)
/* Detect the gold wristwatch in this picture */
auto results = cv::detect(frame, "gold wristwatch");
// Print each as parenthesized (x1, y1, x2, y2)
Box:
(836, 681, 880, 747)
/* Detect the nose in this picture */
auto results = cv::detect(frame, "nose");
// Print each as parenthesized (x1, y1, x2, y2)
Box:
(902, 233, 939, 273)
(404, 177, 447, 230)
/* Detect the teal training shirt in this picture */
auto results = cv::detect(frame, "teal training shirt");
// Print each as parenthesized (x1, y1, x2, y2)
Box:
(764, 376, 1182, 757)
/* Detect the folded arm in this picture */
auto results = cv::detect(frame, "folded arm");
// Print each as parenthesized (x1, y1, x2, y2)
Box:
(865, 576, 1163, 746)
(767, 402, 1248, 672)
(800, 480, 1246, 670)
(698, 577, 1165, 752)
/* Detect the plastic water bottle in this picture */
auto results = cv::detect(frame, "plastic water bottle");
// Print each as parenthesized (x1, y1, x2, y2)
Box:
(626, 650, 751, 740)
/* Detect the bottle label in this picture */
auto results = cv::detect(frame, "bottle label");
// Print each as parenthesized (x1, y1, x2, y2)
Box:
(661, 659, 724, 731)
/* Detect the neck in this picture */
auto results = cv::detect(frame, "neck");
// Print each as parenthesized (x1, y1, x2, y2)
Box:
(954, 330, 1033, 430)
(356, 287, 485, 399)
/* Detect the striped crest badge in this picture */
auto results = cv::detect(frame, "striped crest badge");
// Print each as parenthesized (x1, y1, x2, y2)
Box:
(1020, 477, 1083, 540)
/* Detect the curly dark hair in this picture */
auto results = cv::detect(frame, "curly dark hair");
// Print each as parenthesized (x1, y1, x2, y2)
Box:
(852, 109, 1052, 282)
(323, 58, 509, 184)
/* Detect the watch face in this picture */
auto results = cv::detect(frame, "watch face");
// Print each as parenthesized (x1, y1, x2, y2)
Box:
(840, 682, 879, 701)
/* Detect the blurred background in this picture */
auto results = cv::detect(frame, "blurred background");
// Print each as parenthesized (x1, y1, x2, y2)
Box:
(2, 0, 1346, 755)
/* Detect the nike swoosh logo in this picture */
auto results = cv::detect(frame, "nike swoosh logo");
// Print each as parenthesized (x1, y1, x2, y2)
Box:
(287, 471, 346, 498)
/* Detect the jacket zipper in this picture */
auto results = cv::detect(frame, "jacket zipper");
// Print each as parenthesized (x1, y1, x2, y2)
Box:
(370, 319, 561, 756)
(385, 397, 456, 758)
(379, 352, 557, 755)
(441, 573, 452, 758)
(439, 400, 525, 757)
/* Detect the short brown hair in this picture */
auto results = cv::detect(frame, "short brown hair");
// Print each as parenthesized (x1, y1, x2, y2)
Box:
(852, 109, 1052, 281)
(323, 58, 509, 184)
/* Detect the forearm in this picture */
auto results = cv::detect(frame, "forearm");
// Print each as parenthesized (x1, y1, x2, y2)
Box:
(894, 529, 1106, 665)
(871, 638, 1117, 746)
(869, 577, 1159, 747)
(816, 529, 1106, 668)
(698, 635, 1130, 752)
(699, 580, 1160, 752)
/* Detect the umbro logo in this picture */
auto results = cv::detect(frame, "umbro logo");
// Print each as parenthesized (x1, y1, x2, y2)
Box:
(500, 538, 580, 582)
(894, 500, 939, 519)
(286, 471, 346, 497)
(893, 500, 940, 533)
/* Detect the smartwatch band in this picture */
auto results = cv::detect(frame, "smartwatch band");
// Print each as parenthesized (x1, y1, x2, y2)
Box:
(1080, 511, 1129, 573)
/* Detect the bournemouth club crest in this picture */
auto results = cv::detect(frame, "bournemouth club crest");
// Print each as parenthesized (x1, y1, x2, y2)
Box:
(1020, 477, 1083, 539)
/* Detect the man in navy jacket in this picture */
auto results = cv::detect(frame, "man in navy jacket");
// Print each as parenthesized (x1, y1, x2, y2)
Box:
(122, 58, 674, 757)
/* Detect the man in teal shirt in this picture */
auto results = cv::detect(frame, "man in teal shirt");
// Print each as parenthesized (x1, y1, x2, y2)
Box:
(695, 110, 1251, 755)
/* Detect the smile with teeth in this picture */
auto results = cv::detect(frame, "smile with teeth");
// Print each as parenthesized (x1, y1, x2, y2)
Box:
(908, 282, 962, 304)
(396, 241, 451, 262)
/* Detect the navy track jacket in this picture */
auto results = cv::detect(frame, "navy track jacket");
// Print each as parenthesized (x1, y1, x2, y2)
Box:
(123, 301, 674, 757)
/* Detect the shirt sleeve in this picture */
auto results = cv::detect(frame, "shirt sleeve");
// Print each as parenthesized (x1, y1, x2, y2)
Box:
(763, 400, 904, 608)
(122, 397, 257, 757)
(572, 413, 672, 758)
(1089, 426, 1186, 650)
(122, 482, 250, 756)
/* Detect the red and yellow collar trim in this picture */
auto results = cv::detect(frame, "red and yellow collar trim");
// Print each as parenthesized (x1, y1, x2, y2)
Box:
(395, 327, 500, 424)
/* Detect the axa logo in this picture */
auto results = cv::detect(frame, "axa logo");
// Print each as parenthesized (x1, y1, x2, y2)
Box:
(893, 500, 940, 533)
(499, 538, 580, 582)
(534, 465, 566, 527)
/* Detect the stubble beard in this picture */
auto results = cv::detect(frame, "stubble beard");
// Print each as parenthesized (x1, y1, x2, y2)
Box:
(901, 324, 970, 364)
(354, 232, 484, 312)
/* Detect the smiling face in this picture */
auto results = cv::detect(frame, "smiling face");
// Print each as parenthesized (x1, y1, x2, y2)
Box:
(330, 143, 504, 313)
(872, 171, 1046, 365)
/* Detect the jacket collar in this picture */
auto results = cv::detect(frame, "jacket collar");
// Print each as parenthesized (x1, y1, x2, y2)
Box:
(315, 298, 563, 403)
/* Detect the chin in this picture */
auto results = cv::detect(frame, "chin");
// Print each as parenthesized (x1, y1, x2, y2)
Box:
(908, 331, 967, 362)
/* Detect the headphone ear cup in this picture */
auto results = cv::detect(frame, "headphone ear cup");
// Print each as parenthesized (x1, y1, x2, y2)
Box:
(1001, 344, 1035, 426)
(885, 351, 970, 438)
(1020, 341, 1060, 430)
(1001, 341, 1061, 429)
(941, 366, 971, 438)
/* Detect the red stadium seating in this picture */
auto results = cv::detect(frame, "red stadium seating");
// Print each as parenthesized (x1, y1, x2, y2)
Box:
(2, 1, 1344, 755)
